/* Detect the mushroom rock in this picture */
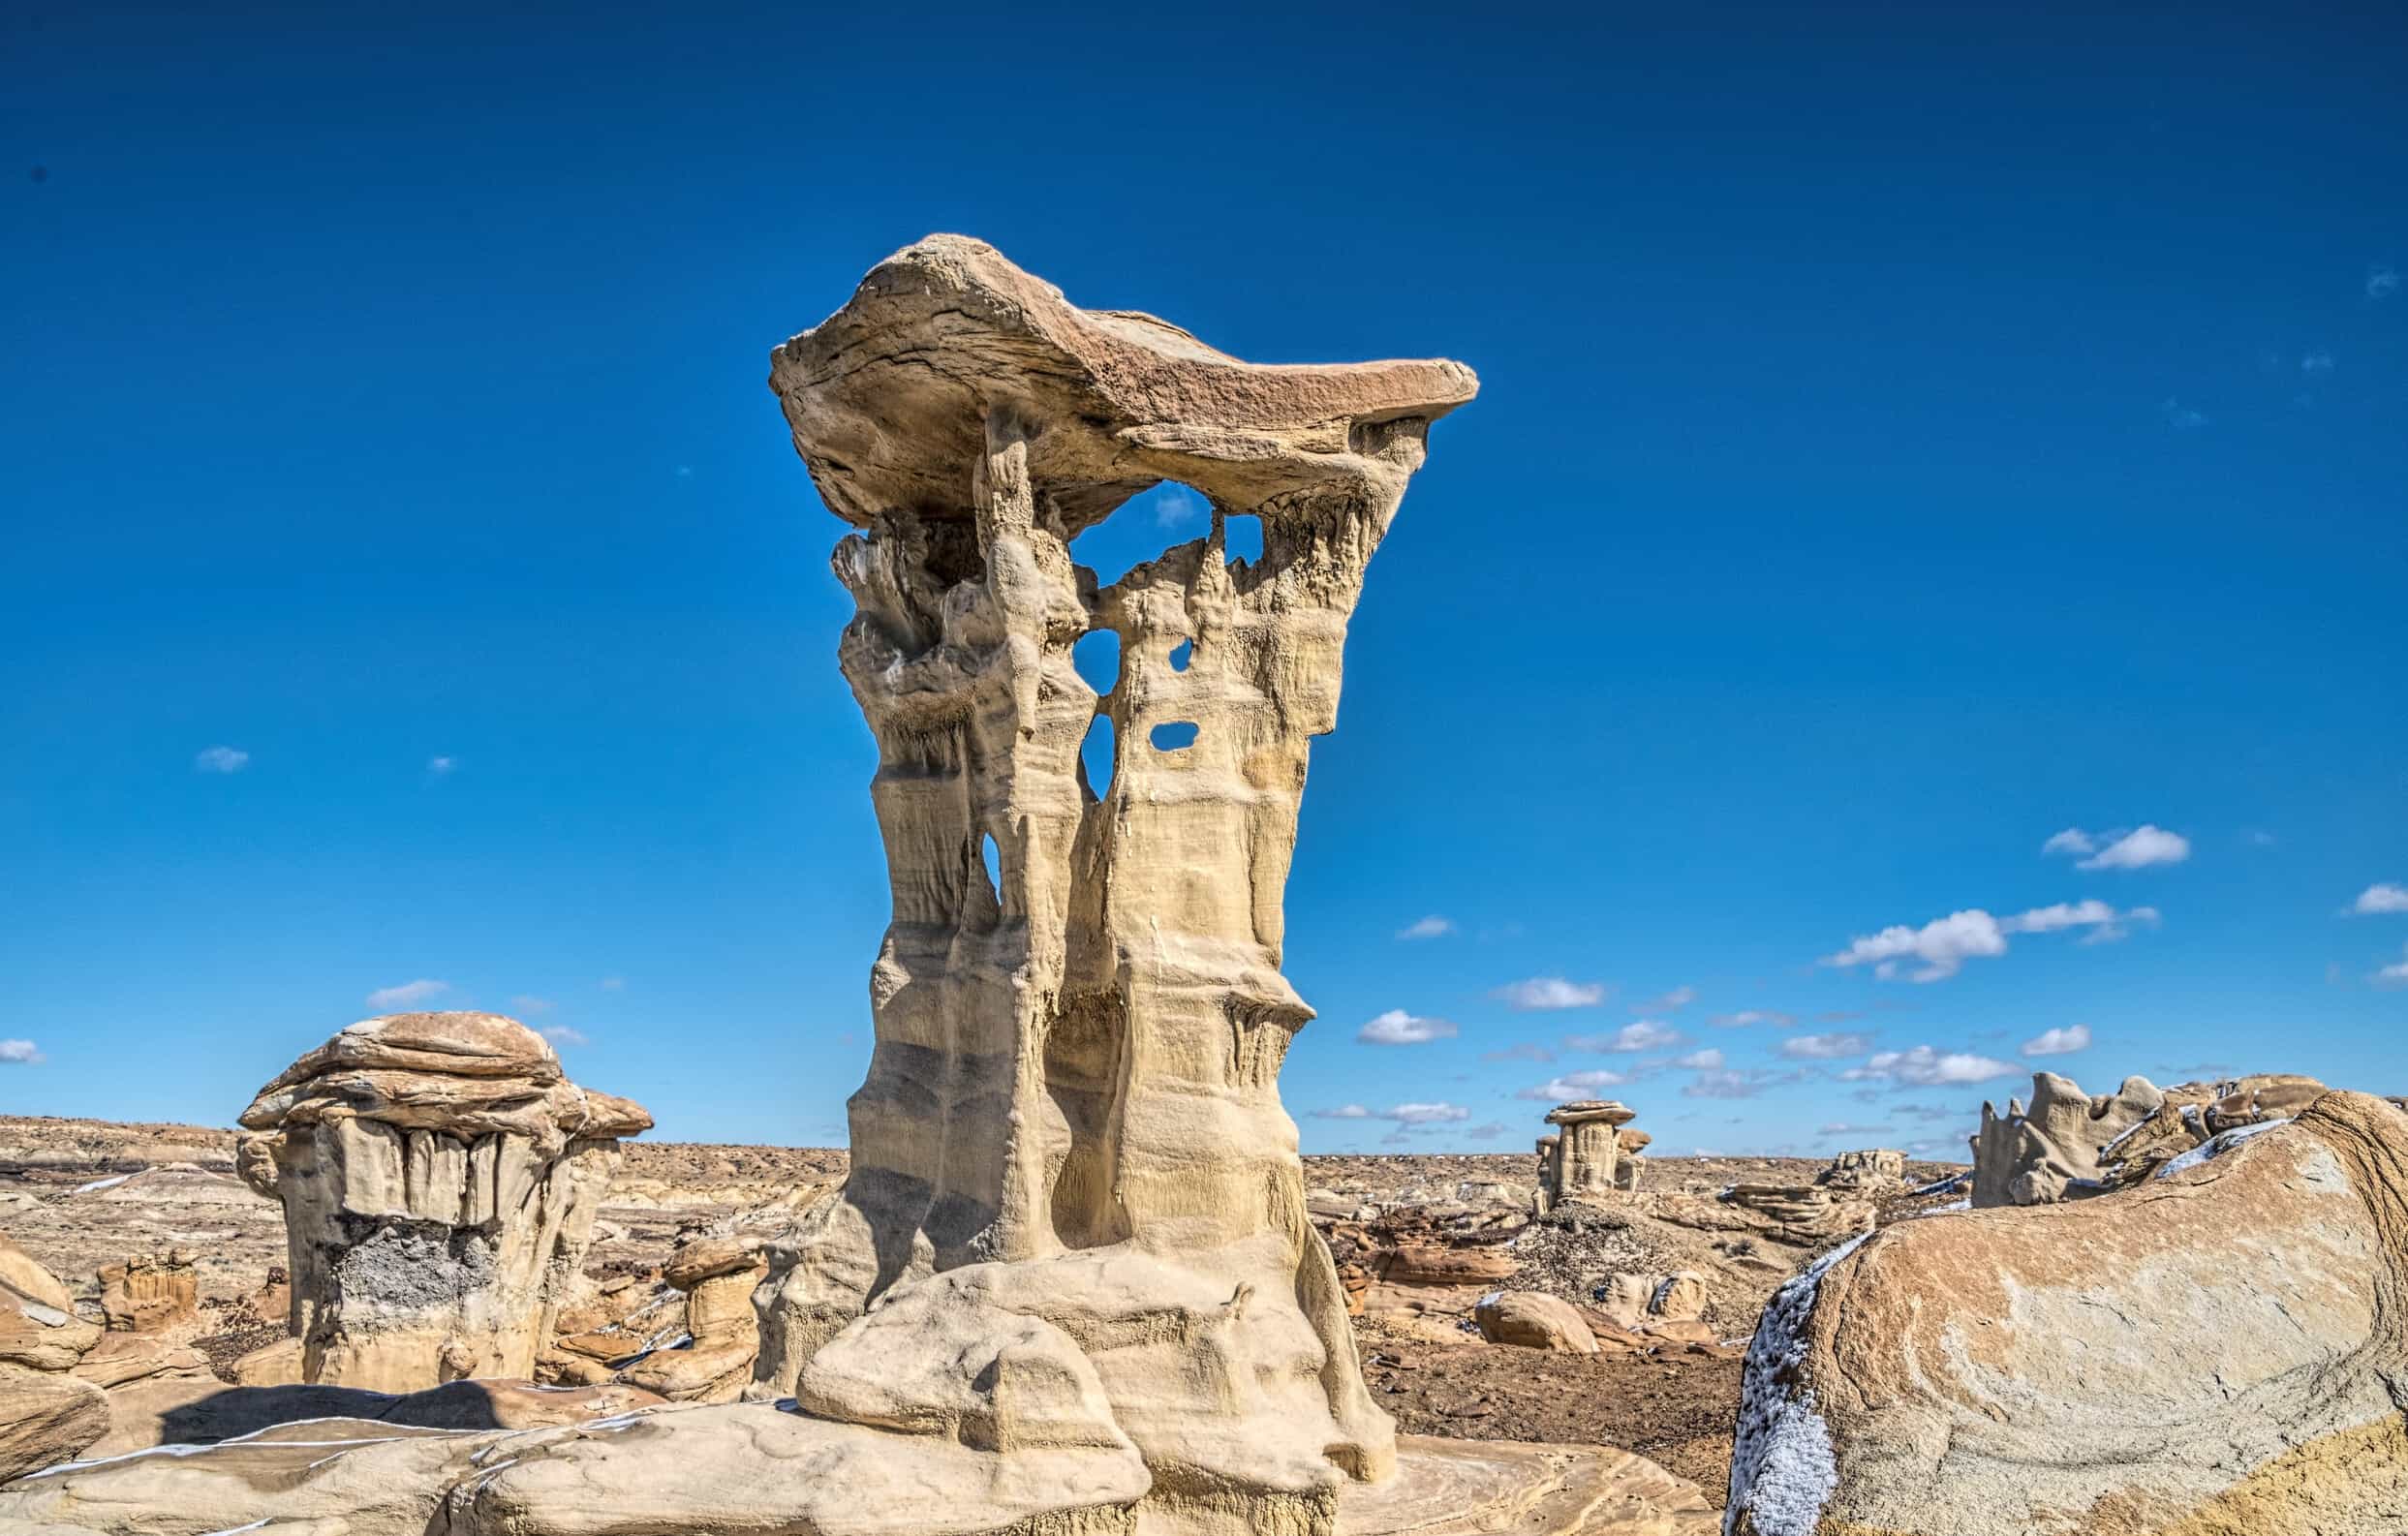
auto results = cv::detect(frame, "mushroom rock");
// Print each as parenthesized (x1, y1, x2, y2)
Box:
(1727, 1091, 2408, 1535)
(233, 1010, 652, 1393)
(1538, 1101, 1637, 1209)
(617, 1234, 765, 1403)
(1612, 1127, 1651, 1192)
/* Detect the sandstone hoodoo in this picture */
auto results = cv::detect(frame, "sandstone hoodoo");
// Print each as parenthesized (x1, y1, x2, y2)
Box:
(1538, 1100, 1639, 1209)
(232, 1010, 652, 1392)
(1726, 1091, 2408, 1535)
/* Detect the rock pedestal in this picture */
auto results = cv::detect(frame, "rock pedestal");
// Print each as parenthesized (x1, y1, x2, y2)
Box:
(233, 1011, 651, 1392)
(619, 1235, 765, 1403)
(97, 1250, 199, 1335)
(1538, 1100, 1636, 1208)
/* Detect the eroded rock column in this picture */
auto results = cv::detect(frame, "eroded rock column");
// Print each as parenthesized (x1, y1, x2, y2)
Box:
(753, 235, 1476, 1528)
(1539, 1100, 1635, 1207)
(235, 1011, 651, 1392)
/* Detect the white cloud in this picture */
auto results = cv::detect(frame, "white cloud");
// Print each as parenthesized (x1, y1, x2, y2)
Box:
(1817, 1121, 1888, 1138)
(428, 755, 457, 775)
(1312, 1101, 1469, 1124)
(1637, 986, 1696, 1012)
(1709, 1009, 1796, 1028)
(1567, 1019, 1683, 1053)
(2377, 945, 2408, 987)
(1781, 1031, 1873, 1060)
(2022, 1023, 2093, 1057)
(2349, 883, 2408, 916)
(2371, 264, 2400, 299)
(1389, 1102, 1470, 1124)
(1356, 1008, 1458, 1046)
(365, 978, 449, 1010)
(0, 1040, 42, 1064)
(1840, 1046, 2020, 1088)
(540, 1025, 590, 1048)
(1465, 1121, 1509, 1141)
(2040, 828, 2096, 857)
(1683, 1069, 1772, 1100)
(2300, 351, 2334, 374)
(1516, 1069, 1631, 1102)
(194, 746, 250, 774)
(1395, 915, 1455, 940)
(2161, 398, 2206, 431)
(1674, 1048, 1725, 1070)
(1823, 900, 2153, 982)
(1494, 976, 1609, 1011)
(509, 995, 555, 1015)
(2076, 825, 2190, 871)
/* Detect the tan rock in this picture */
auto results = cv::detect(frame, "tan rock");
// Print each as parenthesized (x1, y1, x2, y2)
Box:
(1374, 1244, 1519, 1287)
(0, 1369, 109, 1484)
(1716, 1183, 1874, 1245)
(1817, 1147, 1904, 1194)
(96, 1250, 199, 1336)
(1726, 1091, 2408, 1535)
(1969, 1071, 2163, 1207)
(746, 233, 1474, 1524)
(619, 1235, 765, 1403)
(235, 1010, 651, 1392)
(1474, 1291, 1599, 1354)
(1537, 1101, 1637, 1208)
(66, 1334, 207, 1390)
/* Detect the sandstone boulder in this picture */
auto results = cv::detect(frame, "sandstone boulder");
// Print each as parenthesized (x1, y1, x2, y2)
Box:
(234, 1010, 651, 1392)
(1817, 1148, 1903, 1194)
(1474, 1291, 1599, 1354)
(1726, 1091, 2408, 1535)
(0, 1234, 109, 1479)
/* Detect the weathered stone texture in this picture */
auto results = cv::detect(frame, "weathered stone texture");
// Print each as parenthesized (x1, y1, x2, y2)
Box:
(233, 1011, 650, 1392)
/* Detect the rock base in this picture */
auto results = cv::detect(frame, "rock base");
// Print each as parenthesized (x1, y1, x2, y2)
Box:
(0, 1407, 1709, 1536)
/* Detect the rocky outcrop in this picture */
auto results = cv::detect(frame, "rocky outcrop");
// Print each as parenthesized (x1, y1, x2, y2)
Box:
(1474, 1291, 1600, 1354)
(1538, 1101, 1638, 1209)
(1594, 1271, 1706, 1332)
(1725, 1091, 2408, 1535)
(95, 1250, 197, 1336)
(1613, 1128, 1651, 1192)
(618, 1235, 764, 1402)
(1720, 1184, 1873, 1246)
(1816, 1148, 1902, 1194)
(233, 1010, 651, 1392)
(0, 1234, 108, 1481)
(1971, 1070, 2331, 1207)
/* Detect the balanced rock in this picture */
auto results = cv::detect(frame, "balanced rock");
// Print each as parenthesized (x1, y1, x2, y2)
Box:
(234, 1010, 652, 1392)
(1727, 1091, 2408, 1535)
(618, 1234, 765, 1403)
(1612, 1127, 1651, 1192)
(1474, 1291, 1599, 1354)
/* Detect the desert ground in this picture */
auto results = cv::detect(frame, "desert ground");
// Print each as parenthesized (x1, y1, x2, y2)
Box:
(0, 1113, 1964, 1506)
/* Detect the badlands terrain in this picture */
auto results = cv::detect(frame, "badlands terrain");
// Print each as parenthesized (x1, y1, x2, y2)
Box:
(0, 1113, 1961, 1504)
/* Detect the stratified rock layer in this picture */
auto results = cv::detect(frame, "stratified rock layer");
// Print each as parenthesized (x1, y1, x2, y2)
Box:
(747, 234, 1476, 1528)
(1725, 1091, 2408, 1535)
(234, 1012, 651, 1392)
(1, 1234, 108, 1481)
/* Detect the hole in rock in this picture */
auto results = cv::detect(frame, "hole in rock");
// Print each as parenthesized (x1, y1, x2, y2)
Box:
(1221, 513, 1263, 568)
(1073, 630, 1123, 696)
(979, 833, 1002, 902)
(1068, 481, 1212, 587)
(1167, 638, 1192, 673)
(1150, 721, 1200, 752)
(1079, 714, 1118, 802)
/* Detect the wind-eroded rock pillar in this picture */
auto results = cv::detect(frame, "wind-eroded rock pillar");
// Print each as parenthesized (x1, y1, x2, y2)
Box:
(754, 235, 1476, 1521)
(235, 1011, 651, 1393)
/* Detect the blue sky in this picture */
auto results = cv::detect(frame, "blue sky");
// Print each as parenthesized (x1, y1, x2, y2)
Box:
(4, 1, 2402, 1155)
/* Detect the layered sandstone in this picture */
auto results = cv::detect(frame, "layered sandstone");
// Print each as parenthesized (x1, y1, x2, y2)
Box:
(233, 1011, 651, 1391)
(1726, 1091, 2408, 1535)
(1970, 1070, 2330, 1207)
(0, 1235, 108, 1482)
(1537, 1101, 1637, 1209)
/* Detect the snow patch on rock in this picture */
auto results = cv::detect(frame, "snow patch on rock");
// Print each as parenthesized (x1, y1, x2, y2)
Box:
(1724, 1232, 1869, 1536)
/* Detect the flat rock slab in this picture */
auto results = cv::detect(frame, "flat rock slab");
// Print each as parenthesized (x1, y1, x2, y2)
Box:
(1345, 1436, 1714, 1536)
